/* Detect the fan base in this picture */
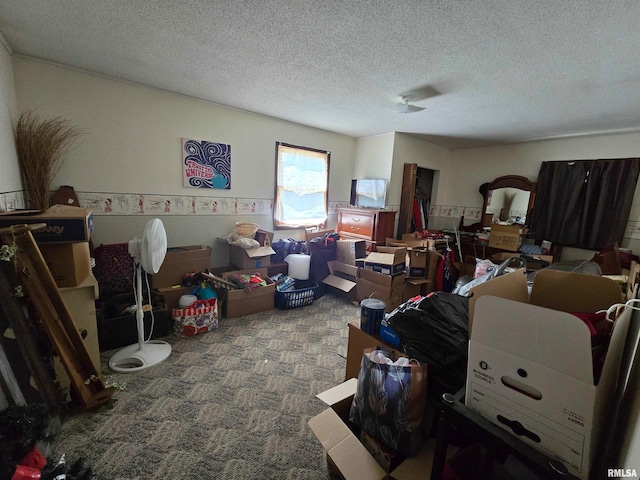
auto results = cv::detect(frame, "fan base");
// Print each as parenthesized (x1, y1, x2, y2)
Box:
(109, 340, 171, 373)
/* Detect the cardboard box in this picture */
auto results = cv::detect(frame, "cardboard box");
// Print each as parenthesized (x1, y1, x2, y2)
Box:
(222, 267, 275, 318)
(455, 255, 477, 278)
(59, 274, 100, 370)
(229, 244, 275, 270)
(267, 262, 288, 278)
(487, 225, 526, 252)
(405, 247, 430, 278)
(385, 238, 409, 248)
(323, 261, 358, 298)
(156, 285, 195, 312)
(336, 239, 367, 265)
(39, 241, 92, 287)
(54, 274, 101, 400)
(403, 278, 434, 301)
(465, 269, 626, 479)
(407, 266, 426, 278)
(359, 429, 406, 473)
(156, 284, 223, 320)
(346, 323, 382, 380)
(254, 229, 274, 247)
(364, 246, 407, 276)
(408, 247, 428, 267)
(426, 250, 441, 282)
(356, 268, 405, 313)
(399, 234, 430, 248)
(0, 205, 93, 243)
(309, 378, 444, 480)
(150, 245, 212, 289)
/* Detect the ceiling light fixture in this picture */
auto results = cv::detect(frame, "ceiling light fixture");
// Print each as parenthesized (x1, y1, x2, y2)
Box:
(392, 96, 426, 114)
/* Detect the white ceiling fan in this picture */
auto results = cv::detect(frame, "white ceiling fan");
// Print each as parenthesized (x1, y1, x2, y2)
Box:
(109, 218, 171, 373)
(390, 95, 426, 114)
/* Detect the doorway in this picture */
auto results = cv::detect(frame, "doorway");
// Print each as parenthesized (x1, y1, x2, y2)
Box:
(398, 163, 436, 238)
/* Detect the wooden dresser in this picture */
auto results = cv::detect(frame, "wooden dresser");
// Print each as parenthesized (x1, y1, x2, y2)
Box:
(337, 207, 396, 251)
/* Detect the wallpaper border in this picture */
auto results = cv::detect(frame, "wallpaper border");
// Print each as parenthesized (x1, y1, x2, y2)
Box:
(3, 189, 639, 240)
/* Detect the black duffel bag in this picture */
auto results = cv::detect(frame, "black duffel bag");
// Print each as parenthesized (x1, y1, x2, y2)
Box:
(387, 292, 469, 398)
(271, 238, 307, 263)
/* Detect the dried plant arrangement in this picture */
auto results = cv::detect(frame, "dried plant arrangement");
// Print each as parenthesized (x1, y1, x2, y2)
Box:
(15, 110, 83, 210)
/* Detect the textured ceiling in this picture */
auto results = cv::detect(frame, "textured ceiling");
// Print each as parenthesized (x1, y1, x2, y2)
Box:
(1, 1, 640, 149)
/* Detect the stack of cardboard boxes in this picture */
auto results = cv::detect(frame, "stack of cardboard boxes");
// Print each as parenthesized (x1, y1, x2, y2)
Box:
(225, 229, 277, 317)
(322, 238, 364, 297)
(387, 234, 441, 300)
(322, 239, 409, 313)
(153, 229, 279, 320)
(358, 246, 406, 312)
(0, 205, 96, 288)
(152, 244, 277, 319)
(319, 235, 450, 313)
(0, 205, 100, 398)
(152, 245, 213, 313)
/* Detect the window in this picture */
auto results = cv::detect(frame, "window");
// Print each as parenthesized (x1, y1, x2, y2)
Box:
(274, 142, 330, 229)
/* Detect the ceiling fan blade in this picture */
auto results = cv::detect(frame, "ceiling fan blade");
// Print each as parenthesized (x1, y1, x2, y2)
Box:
(401, 103, 426, 113)
(402, 85, 440, 102)
(389, 102, 426, 114)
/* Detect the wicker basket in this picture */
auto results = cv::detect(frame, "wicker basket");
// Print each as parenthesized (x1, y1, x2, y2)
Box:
(235, 222, 259, 238)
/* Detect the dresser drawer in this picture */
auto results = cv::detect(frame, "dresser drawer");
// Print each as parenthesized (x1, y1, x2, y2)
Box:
(338, 210, 375, 239)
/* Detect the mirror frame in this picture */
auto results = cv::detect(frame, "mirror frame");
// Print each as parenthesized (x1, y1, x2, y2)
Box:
(482, 175, 536, 226)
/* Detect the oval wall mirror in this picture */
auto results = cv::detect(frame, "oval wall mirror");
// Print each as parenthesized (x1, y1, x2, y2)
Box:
(481, 175, 536, 227)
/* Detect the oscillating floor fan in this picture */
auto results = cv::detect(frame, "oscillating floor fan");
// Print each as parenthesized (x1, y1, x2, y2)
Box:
(109, 218, 172, 373)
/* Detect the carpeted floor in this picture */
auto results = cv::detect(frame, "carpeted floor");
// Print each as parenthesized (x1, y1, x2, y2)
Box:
(55, 293, 359, 480)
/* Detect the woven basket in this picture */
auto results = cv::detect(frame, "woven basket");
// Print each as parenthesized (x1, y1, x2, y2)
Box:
(235, 222, 259, 237)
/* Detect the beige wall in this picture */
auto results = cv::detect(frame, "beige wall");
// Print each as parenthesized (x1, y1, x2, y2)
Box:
(450, 133, 640, 254)
(7, 55, 640, 257)
(12, 57, 357, 263)
(0, 38, 20, 199)
(353, 133, 395, 186)
(390, 133, 451, 205)
(0, 36, 17, 409)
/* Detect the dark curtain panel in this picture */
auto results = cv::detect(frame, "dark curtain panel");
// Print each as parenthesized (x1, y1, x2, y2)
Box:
(530, 158, 640, 250)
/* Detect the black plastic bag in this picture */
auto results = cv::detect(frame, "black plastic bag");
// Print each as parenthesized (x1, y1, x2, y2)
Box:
(387, 292, 469, 398)
(308, 232, 340, 297)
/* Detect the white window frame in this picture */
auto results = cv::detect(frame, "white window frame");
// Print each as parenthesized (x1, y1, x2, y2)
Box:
(274, 142, 330, 229)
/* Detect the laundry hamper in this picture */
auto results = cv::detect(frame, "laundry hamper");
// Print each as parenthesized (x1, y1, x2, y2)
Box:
(275, 280, 319, 309)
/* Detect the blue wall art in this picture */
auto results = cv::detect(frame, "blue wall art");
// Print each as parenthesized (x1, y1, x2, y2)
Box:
(182, 137, 231, 189)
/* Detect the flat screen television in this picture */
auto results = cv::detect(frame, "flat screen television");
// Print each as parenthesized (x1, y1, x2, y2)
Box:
(351, 178, 387, 209)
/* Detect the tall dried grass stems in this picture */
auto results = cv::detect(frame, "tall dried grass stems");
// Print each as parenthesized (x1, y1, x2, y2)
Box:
(16, 110, 84, 210)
